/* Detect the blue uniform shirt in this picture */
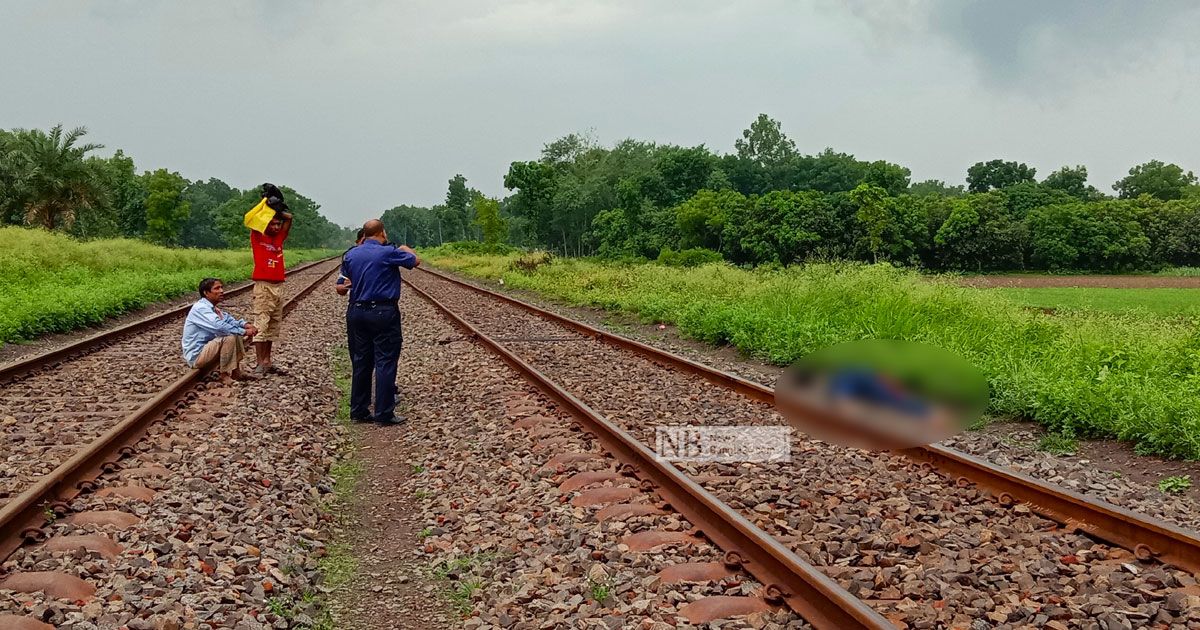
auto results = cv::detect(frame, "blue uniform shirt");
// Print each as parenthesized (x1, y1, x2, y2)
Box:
(342, 240, 418, 302)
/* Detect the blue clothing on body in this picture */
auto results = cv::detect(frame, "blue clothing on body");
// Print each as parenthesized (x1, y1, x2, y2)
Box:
(181, 297, 247, 366)
(341, 240, 418, 303)
(828, 369, 929, 417)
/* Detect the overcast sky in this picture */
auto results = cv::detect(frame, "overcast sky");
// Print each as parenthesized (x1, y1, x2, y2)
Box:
(3, 1, 1199, 226)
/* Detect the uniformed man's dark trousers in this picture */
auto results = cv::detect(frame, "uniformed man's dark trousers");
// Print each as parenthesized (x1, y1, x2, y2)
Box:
(347, 301, 402, 422)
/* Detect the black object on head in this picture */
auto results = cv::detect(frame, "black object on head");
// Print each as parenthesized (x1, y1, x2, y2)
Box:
(199, 277, 221, 298)
(261, 183, 283, 200)
(266, 196, 288, 212)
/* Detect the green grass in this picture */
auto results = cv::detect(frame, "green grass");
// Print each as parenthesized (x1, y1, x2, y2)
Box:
(430, 553, 496, 617)
(0, 226, 337, 345)
(1157, 267, 1200, 277)
(1037, 433, 1078, 456)
(425, 248, 1200, 459)
(997, 287, 1200, 318)
(1158, 475, 1192, 494)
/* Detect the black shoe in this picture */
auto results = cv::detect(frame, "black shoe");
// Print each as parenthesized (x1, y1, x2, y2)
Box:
(350, 415, 373, 424)
(375, 414, 407, 425)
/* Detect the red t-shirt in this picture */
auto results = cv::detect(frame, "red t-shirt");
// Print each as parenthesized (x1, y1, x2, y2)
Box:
(251, 229, 288, 282)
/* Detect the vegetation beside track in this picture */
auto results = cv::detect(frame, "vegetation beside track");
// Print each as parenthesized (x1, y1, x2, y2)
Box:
(0, 227, 337, 345)
(423, 248, 1200, 459)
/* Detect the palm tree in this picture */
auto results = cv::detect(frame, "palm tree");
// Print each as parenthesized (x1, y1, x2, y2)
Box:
(12, 125, 105, 230)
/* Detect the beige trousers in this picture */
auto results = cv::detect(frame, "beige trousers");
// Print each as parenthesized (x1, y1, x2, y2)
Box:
(192, 335, 245, 374)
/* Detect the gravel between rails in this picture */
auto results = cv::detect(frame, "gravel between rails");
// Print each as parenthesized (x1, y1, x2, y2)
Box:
(0, 262, 341, 512)
(336, 289, 808, 629)
(0, 269, 347, 629)
(408, 271, 1200, 630)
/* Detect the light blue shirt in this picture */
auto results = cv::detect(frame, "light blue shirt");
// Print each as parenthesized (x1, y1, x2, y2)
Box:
(181, 297, 247, 366)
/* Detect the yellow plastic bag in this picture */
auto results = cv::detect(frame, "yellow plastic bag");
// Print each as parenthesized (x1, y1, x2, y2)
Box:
(243, 198, 273, 233)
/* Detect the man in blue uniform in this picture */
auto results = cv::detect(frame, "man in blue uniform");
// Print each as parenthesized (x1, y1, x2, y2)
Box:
(341, 219, 421, 425)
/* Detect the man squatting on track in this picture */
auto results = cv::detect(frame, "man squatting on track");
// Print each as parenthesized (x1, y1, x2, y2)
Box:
(181, 278, 259, 384)
(249, 186, 293, 376)
(340, 219, 421, 425)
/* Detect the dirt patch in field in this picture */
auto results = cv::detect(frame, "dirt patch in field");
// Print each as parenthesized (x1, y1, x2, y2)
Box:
(961, 274, 1200, 288)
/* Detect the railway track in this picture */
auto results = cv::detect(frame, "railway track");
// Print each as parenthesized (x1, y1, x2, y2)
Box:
(0, 258, 340, 565)
(404, 267, 1200, 629)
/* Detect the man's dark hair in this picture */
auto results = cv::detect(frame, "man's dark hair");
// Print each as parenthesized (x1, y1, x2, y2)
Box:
(199, 277, 221, 297)
(355, 228, 365, 242)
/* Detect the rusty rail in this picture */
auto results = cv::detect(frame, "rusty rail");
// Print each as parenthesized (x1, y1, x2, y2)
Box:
(414, 266, 1200, 576)
(404, 274, 892, 630)
(0, 261, 340, 562)
(0, 257, 335, 383)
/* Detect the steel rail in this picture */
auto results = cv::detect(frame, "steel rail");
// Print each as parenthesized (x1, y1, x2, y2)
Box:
(414, 266, 1200, 575)
(0, 256, 336, 383)
(404, 274, 892, 630)
(0, 261, 340, 562)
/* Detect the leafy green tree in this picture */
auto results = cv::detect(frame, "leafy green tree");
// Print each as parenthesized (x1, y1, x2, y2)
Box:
(381, 204, 441, 247)
(675, 189, 745, 251)
(862, 160, 911, 196)
(735, 114, 797, 168)
(654, 145, 720, 207)
(966, 159, 1036, 193)
(504, 160, 558, 246)
(851, 184, 890, 262)
(1000, 181, 1075, 218)
(1113, 160, 1197, 200)
(1042, 165, 1102, 200)
(91, 150, 146, 238)
(0, 130, 27, 224)
(9, 125, 107, 230)
(796, 149, 869, 193)
(723, 190, 836, 265)
(445, 174, 474, 240)
(934, 193, 1028, 270)
(1027, 204, 1087, 270)
(910, 179, 964, 197)
(142, 169, 191, 245)
(472, 195, 507, 246)
(590, 207, 637, 258)
(180, 178, 237, 248)
(1029, 201, 1150, 271)
(1136, 197, 1200, 267)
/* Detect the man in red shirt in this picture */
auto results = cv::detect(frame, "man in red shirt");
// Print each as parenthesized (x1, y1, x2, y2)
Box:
(250, 209, 292, 375)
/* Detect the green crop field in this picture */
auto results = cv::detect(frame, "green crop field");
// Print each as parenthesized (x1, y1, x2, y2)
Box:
(0, 227, 336, 345)
(424, 248, 1200, 459)
(997, 287, 1200, 318)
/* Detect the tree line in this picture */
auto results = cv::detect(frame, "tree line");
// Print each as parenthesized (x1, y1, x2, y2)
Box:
(387, 114, 1200, 271)
(0, 125, 352, 248)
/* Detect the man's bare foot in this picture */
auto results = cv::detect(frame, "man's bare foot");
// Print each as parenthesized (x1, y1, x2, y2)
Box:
(229, 369, 259, 382)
